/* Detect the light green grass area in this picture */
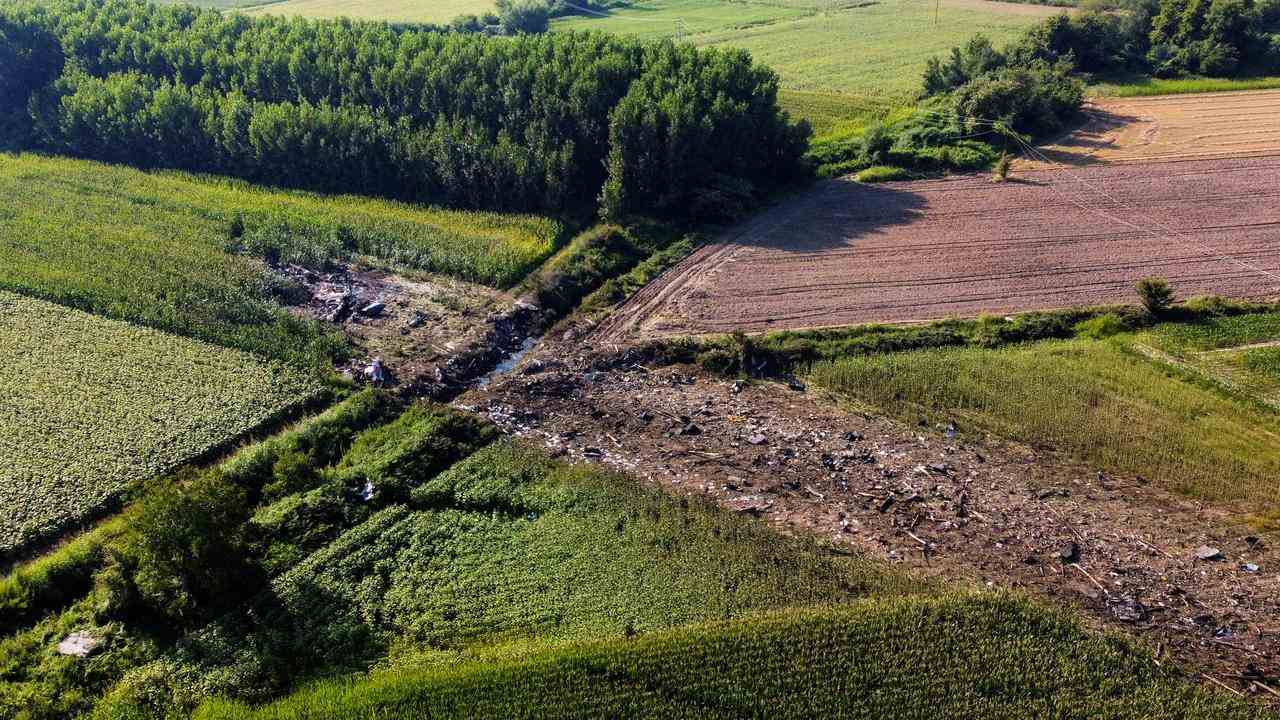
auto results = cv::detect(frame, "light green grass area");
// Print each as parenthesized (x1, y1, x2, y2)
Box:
(0, 154, 558, 363)
(196, 595, 1267, 720)
(0, 290, 324, 555)
(1093, 74, 1280, 98)
(244, 0, 495, 23)
(151, 0, 290, 10)
(555, 0, 1049, 103)
(807, 317, 1280, 522)
(777, 88, 898, 136)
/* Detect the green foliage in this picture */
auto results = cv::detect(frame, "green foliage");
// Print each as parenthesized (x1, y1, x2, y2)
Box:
(1137, 276, 1176, 315)
(0, 290, 324, 558)
(519, 222, 681, 316)
(194, 595, 1267, 720)
(2, 0, 805, 218)
(1148, 0, 1280, 76)
(102, 439, 914, 713)
(1074, 312, 1130, 338)
(0, 391, 392, 638)
(576, 235, 698, 320)
(496, 0, 551, 33)
(0, 4, 62, 149)
(1241, 346, 1280, 378)
(98, 474, 260, 629)
(807, 327, 1280, 513)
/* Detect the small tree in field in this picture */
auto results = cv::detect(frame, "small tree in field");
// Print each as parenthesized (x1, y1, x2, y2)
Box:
(992, 152, 1012, 182)
(1136, 277, 1174, 316)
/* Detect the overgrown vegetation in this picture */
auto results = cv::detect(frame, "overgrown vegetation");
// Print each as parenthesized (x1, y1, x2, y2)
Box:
(195, 595, 1269, 720)
(0, 290, 325, 558)
(805, 311, 1280, 521)
(0, 0, 807, 220)
(0, 154, 557, 371)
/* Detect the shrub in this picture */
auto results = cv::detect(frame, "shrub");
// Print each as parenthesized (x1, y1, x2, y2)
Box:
(1136, 276, 1175, 315)
(856, 165, 910, 183)
(96, 474, 261, 627)
(1074, 312, 1130, 339)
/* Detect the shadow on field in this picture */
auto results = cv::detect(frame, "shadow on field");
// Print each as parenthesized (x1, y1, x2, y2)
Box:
(1032, 107, 1145, 167)
(727, 176, 930, 255)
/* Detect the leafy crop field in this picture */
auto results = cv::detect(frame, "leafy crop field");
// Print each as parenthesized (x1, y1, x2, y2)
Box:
(555, 0, 1050, 103)
(0, 291, 323, 556)
(807, 318, 1280, 518)
(0, 154, 558, 362)
(198, 596, 1265, 720)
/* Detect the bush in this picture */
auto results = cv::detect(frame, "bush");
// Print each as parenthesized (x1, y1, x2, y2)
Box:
(97, 474, 261, 628)
(497, 0, 551, 33)
(856, 165, 910, 183)
(1136, 276, 1175, 315)
(1074, 312, 1130, 338)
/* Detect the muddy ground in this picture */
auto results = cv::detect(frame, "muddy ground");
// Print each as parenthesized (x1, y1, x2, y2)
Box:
(596, 155, 1280, 341)
(458, 341, 1280, 701)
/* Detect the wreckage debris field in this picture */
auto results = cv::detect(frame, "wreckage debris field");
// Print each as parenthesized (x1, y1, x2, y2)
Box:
(0, 291, 323, 556)
(603, 155, 1280, 339)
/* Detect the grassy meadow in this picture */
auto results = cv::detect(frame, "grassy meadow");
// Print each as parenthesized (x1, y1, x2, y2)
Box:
(0, 291, 324, 556)
(0, 154, 559, 363)
(555, 0, 1053, 117)
(806, 313, 1280, 524)
(1092, 74, 1280, 98)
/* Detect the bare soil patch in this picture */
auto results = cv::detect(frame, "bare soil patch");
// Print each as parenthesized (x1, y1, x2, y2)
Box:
(1026, 90, 1280, 168)
(458, 346, 1280, 700)
(597, 156, 1280, 340)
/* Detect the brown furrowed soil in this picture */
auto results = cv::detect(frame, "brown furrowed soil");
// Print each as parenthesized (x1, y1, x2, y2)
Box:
(1027, 90, 1280, 168)
(596, 155, 1280, 341)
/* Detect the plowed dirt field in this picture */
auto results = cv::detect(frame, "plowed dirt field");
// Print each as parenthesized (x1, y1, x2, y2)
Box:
(598, 155, 1280, 340)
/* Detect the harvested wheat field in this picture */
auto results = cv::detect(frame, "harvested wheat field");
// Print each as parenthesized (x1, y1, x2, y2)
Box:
(597, 155, 1280, 339)
(1023, 89, 1280, 168)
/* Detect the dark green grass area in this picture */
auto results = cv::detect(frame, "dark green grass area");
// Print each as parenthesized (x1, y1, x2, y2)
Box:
(197, 594, 1266, 720)
(1242, 347, 1280, 379)
(101, 439, 910, 713)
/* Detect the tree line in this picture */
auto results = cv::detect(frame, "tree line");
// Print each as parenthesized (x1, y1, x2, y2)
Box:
(0, 0, 809, 219)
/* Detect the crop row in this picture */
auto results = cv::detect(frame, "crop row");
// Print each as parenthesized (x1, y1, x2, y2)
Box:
(0, 290, 324, 556)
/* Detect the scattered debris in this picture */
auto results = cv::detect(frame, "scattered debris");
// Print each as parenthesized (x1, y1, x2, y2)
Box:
(360, 301, 385, 317)
(57, 632, 101, 658)
(1195, 545, 1224, 562)
(365, 357, 386, 386)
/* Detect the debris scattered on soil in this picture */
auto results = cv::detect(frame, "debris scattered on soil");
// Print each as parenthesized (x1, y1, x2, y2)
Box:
(458, 344, 1280, 695)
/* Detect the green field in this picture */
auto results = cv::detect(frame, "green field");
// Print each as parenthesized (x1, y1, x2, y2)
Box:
(0, 154, 559, 363)
(244, 0, 495, 23)
(0, 291, 323, 555)
(807, 313, 1280, 523)
(1092, 74, 1280, 98)
(555, 0, 1054, 106)
(198, 596, 1265, 720)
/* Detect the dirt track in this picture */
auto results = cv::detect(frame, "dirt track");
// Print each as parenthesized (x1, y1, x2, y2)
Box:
(1026, 90, 1280, 168)
(596, 155, 1280, 340)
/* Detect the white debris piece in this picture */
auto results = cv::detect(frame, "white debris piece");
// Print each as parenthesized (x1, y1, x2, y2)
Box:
(57, 632, 101, 658)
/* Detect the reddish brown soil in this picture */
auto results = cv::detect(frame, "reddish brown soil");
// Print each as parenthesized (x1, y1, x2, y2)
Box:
(596, 156, 1280, 341)
(458, 348, 1280, 701)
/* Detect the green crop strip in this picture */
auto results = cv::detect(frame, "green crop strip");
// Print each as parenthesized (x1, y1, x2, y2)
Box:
(0, 290, 324, 555)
